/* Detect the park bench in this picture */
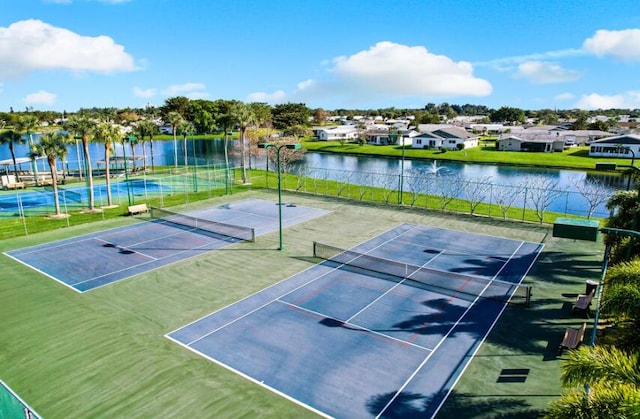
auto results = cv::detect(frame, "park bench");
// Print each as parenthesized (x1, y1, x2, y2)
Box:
(560, 322, 587, 353)
(128, 203, 149, 215)
(5, 182, 25, 190)
(573, 289, 595, 316)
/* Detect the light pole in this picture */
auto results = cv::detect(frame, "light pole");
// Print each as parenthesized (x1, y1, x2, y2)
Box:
(258, 142, 301, 250)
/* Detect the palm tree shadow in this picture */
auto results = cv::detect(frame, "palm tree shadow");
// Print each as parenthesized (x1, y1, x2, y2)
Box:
(366, 390, 542, 418)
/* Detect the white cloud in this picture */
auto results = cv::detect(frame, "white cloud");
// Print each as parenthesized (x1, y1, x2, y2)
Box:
(161, 83, 206, 96)
(584, 29, 640, 61)
(133, 86, 157, 98)
(554, 92, 575, 101)
(474, 48, 585, 69)
(24, 90, 57, 105)
(246, 90, 287, 103)
(249, 41, 491, 105)
(0, 19, 137, 80)
(576, 91, 640, 109)
(516, 61, 580, 84)
(329, 41, 491, 97)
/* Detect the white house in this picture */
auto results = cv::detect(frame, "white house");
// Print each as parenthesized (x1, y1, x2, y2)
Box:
(588, 134, 640, 159)
(497, 135, 564, 152)
(411, 127, 479, 150)
(316, 125, 359, 141)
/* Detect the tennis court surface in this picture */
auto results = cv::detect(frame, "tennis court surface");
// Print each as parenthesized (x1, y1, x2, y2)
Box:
(4, 199, 328, 292)
(168, 223, 542, 418)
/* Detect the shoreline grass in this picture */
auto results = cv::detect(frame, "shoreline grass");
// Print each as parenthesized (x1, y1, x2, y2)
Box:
(301, 140, 633, 172)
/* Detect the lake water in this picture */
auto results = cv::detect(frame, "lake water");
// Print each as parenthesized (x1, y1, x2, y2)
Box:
(0, 137, 624, 218)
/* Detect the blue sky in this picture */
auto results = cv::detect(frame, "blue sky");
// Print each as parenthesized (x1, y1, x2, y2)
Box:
(2, 0, 640, 112)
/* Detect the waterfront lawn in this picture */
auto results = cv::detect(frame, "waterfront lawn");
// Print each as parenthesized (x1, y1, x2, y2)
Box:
(301, 140, 629, 170)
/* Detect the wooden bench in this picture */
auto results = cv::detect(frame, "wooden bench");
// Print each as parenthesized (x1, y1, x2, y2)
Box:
(5, 182, 25, 190)
(573, 289, 595, 316)
(128, 203, 149, 215)
(560, 322, 587, 352)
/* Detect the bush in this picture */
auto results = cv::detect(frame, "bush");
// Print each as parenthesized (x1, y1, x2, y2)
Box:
(439, 146, 447, 153)
(456, 143, 465, 151)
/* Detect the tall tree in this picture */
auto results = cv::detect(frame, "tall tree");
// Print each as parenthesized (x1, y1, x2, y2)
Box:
(14, 114, 41, 186)
(0, 130, 26, 181)
(92, 122, 122, 207)
(165, 111, 184, 168)
(232, 102, 256, 183)
(489, 106, 526, 125)
(249, 102, 272, 129)
(33, 132, 69, 216)
(177, 120, 195, 170)
(214, 99, 240, 192)
(272, 103, 310, 130)
(160, 96, 190, 119)
(65, 115, 97, 211)
(134, 119, 158, 172)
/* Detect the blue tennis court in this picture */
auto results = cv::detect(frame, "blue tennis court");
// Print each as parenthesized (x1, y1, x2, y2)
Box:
(167, 223, 542, 418)
(4, 199, 328, 292)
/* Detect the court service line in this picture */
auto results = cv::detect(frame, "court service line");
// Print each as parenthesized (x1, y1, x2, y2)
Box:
(345, 249, 446, 324)
(93, 237, 159, 261)
(165, 223, 413, 338)
(275, 299, 433, 352)
(182, 224, 422, 347)
(3, 251, 84, 293)
(430, 242, 544, 418)
(164, 335, 332, 419)
(183, 265, 360, 347)
(72, 235, 223, 287)
(376, 240, 531, 418)
(7, 236, 98, 257)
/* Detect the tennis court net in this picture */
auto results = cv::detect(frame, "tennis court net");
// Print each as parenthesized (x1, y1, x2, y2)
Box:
(313, 241, 531, 306)
(150, 206, 255, 242)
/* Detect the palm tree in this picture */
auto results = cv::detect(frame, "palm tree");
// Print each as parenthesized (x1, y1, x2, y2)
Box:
(545, 345, 640, 418)
(600, 259, 640, 350)
(65, 115, 97, 211)
(215, 100, 238, 193)
(165, 111, 184, 169)
(14, 114, 40, 185)
(177, 120, 195, 172)
(93, 122, 122, 207)
(232, 102, 256, 184)
(134, 119, 158, 172)
(0, 130, 26, 181)
(33, 132, 69, 217)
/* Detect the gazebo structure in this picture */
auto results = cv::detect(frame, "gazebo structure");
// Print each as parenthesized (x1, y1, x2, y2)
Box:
(0, 156, 48, 188)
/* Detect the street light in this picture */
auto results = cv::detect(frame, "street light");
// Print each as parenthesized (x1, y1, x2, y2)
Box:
(258, 142, 301, 250)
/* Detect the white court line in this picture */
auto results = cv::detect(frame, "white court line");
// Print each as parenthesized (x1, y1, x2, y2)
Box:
(164, 334, 332, 419)
(345, 249, 446, 324)
(93, 237, 159, 261)
(430, 241, 544, 418)
(6, 236, 97, 257)
(171, 223, 418, 347)
(275, 299, 433, 352)
(72, 234, 224, 288)
(375, 239, 534, 418)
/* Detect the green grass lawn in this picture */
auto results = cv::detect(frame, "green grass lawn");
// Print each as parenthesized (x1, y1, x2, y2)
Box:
(0, 190, 604, 418)
(301, 140, 630, 171)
